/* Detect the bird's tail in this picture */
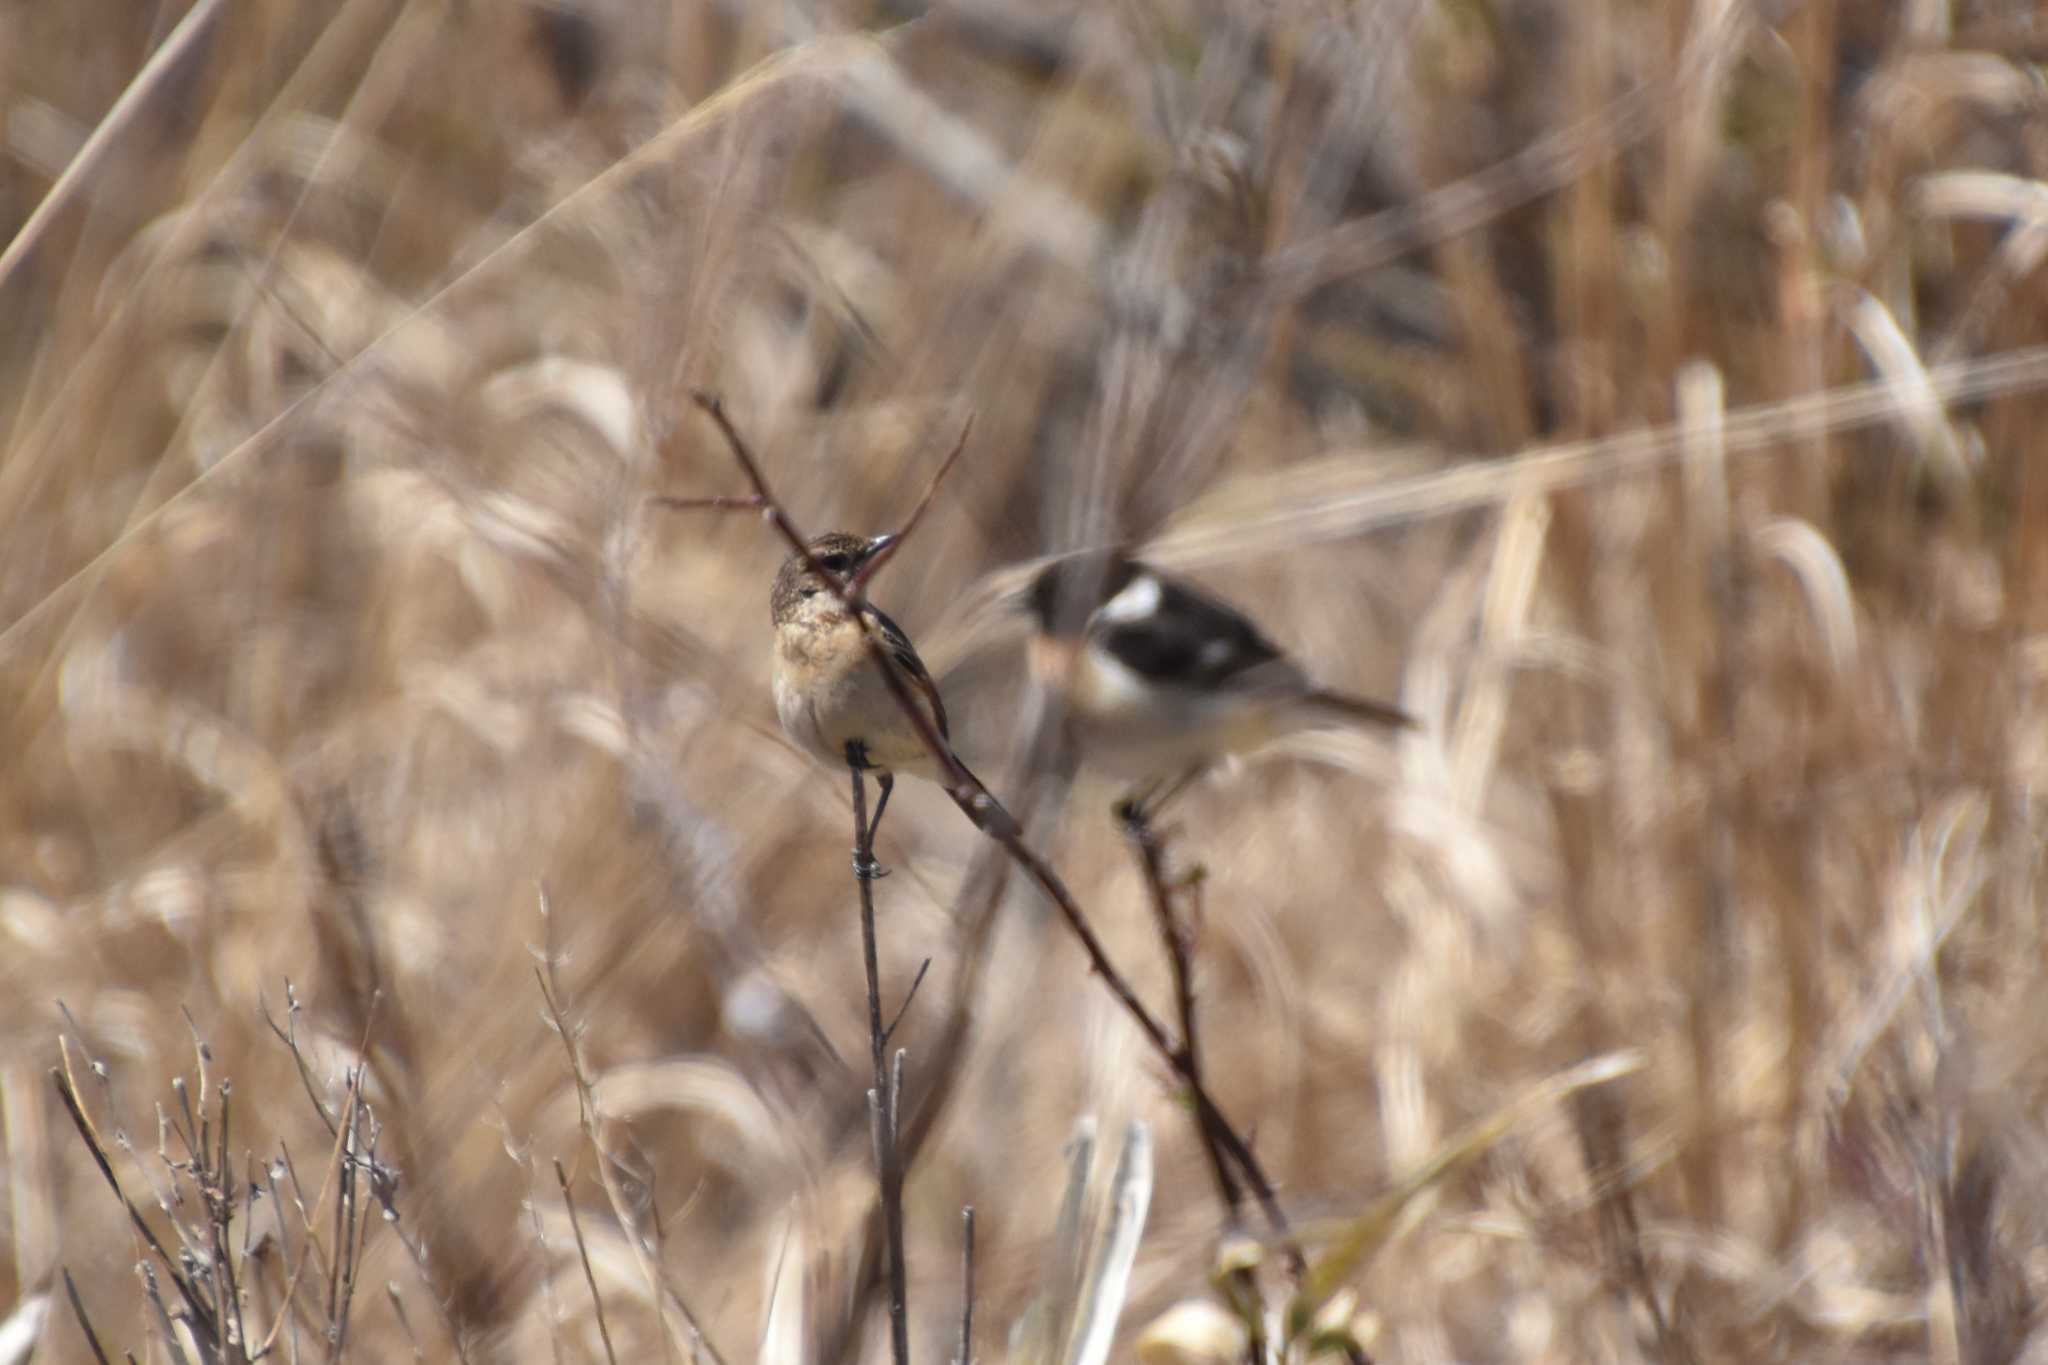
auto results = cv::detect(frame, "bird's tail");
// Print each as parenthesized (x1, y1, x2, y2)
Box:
(1305, 688, 1416, 732)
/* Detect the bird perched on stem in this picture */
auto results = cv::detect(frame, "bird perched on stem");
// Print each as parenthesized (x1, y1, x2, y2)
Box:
(1024, 550, 1413, 820)
(771, 531, 1006, 874)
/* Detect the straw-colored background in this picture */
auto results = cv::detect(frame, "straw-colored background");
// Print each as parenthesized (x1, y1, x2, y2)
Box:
(7, 1, 2048, 1361)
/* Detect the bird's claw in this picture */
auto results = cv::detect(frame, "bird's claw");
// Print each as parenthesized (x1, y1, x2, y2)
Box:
(853, 852, 891, 880)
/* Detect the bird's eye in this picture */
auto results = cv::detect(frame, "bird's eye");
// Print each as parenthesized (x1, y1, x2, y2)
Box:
(819, 553, 850, 572)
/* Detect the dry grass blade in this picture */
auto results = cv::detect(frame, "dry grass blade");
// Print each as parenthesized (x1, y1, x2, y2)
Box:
(1286, 1051, 1645, 1340)
(554, 1158, 621, 1365)
(0, 1290, 50, 1365)
(61, 1271, 110, 1365)
(1140, 345, 2048, 575)
(1058, 1123, 1153, 1365)
(48, 1066, 215, 1348)
(535, 938, 728, 1365)
(0, 30, 882, 701)
(0, 0, 228, 292)
(1837, 288, 1969, 488)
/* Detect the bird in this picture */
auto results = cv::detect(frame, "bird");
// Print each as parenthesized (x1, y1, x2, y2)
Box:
(1023, 549, 1413, 820)
(770, 531, 1010, 875)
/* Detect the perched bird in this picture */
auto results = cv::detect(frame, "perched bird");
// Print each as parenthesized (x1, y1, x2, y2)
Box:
(1024, 550, 1413, 817)
(770, 531, 1008, 873)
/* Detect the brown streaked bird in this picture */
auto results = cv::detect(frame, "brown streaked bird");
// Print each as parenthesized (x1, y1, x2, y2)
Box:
(771, 532, 1007, 873)
(1025, 550, 1414, 817)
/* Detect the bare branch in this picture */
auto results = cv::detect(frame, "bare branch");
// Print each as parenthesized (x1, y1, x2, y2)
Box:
(881, 958, 934, 1049)
(536, 931, 730, 1365)
(851, 755, 913, 1365)
(50, 1067, 218, 1349)
(852, 416, 976, 593)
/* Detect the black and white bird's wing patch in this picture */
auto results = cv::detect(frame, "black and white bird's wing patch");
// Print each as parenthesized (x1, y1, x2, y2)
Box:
(862, 603, 950, 739)
(1089, 568, 1288, 692)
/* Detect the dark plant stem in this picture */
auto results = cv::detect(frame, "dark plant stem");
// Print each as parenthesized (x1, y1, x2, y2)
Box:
(556, 1158, 621, 1365)
(62, 1268, 114, 1365)
(853, 755, 912, 1365)
(1126, 810, 1244, 1222)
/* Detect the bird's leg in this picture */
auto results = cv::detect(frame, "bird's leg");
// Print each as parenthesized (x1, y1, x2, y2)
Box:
(1115, 765, 1206, 830)
(1113, 780, 1161, 830)
(845, 741, 891, 880)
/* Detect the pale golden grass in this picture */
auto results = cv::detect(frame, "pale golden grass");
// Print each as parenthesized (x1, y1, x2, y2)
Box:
(7, 1, 2048, 1362)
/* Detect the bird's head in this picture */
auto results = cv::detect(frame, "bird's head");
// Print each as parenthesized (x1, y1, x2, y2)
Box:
(771, 531, 895, 626)
(1023, 550, 1143, 638)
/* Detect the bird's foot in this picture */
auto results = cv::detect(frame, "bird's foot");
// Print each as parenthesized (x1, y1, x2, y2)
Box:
(853, 851, 891, 880)
(1114, 796, 1155, 836)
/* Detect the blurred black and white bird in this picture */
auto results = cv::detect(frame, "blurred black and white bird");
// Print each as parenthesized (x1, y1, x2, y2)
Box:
(1024, 550, 1413, 816)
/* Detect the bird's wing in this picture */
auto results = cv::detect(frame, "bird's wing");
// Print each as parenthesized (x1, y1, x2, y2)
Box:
(862, 603, 950, 739)
(1089, 569, 1298, 694)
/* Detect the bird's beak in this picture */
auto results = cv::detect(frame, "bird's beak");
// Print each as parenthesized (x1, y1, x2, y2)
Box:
(862, 533, 897, 564)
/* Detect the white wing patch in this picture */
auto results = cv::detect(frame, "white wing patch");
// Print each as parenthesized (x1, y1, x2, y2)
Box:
(1073, 645, 1155, 716)
(1097, 572, 1163, 624)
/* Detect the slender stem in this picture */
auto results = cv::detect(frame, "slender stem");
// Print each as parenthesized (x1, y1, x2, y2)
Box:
(852, 757, 912, 1365)
(851, 417, 975, 593)
(62, 1268, 114, 1365)
(556, 1159, 621, 1365)
(1128, 812, 1244, 1221)
(955, 1207, 975, 1365)
(978, 818, 1303, 1273)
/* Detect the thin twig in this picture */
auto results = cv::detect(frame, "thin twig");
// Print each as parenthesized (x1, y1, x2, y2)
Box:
(682, 393, 1302, 1269)
(536, 936, 730, 1365)
(852, 417, 975, 592)
(213, 1077, 248, 1362)
(555, 1159, 621, 1365)
(49, 1067, 218, 1348)
(852, 755, 913, 1365)
(1126, 811, 1243, 1221)
(137, 1262, 192, 1365)
(262, 983, 342, 1137)
(882, 958, 934, 1048)
(524, 1166, 571, 1365)
(249, 1019, 371, 1361)
(259, 992, 469, 1365)
(955, 1207, 975, 1365)
(984, 825, 1303, 1273)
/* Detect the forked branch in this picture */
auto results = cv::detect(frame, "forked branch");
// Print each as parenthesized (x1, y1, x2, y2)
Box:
(665, 394, 1302, 1266)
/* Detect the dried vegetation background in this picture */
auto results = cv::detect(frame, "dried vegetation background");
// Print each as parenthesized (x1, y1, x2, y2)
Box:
(7, 0, 2048, 1361)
